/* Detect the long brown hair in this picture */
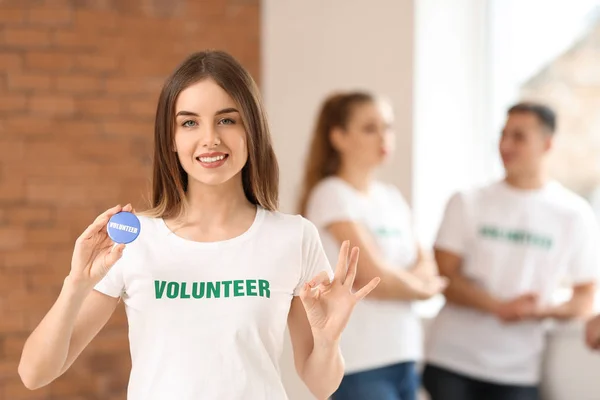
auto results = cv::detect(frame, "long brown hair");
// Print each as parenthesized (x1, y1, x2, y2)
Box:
(297, 91, 374, 215)
(144, 50, 279, 219)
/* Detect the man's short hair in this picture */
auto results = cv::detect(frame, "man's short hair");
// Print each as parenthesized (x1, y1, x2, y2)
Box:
(508, 102, 556, 134)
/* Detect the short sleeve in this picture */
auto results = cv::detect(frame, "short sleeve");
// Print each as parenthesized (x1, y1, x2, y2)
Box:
(434, 192, 467, 255)
(294, 218, 334, 296)
(306, 179, 362, 229)
(567, 207, 600, 284)
(93, 247, 128, 298)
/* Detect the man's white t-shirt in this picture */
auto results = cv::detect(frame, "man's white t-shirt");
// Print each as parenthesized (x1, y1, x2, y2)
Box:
(94, 207, 332, 400)
(427, 180, 600, 385)
(306, 176, 422, 374)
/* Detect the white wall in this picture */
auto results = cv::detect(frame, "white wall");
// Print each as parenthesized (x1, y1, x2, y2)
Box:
(487, 0, 600, 178)
(262, 1, 414, 398)
(413, 0, 491, 248)
(262, 0, 415, 217)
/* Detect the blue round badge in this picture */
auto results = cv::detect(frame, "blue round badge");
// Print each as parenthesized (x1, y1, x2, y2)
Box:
(107, 211, 141, 244)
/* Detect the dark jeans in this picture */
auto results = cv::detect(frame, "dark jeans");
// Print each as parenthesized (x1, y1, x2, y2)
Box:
(422, 364, 539, 400)
(332, 361, 419, 400)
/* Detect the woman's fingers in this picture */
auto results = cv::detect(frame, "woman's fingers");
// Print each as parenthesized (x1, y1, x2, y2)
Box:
(354, 277, 381, 300)
(343, 247, 360, 288)
(78, 204, 123, 242)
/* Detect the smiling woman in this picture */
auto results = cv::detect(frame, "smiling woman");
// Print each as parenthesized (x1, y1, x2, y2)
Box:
(17, 50, 381, 400)
(148, 51, 279, 220)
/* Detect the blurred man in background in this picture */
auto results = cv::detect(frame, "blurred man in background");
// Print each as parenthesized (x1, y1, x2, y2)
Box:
(422, 102, 600, 400)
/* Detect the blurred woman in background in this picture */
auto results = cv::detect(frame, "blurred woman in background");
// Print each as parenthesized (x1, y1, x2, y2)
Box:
(298, 91, 447, 400)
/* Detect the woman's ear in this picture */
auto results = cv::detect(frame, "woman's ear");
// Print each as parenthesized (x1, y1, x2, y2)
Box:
(329, 126, 346, 152)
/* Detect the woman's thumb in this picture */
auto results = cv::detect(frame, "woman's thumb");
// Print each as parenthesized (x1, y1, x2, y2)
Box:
(104, 243, 126, 269)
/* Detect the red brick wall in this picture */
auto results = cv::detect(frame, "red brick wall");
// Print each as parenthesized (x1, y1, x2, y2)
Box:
(0, 1, 260, 399)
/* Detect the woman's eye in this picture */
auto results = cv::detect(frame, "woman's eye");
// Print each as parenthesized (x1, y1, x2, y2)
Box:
(182, 120, 197, 127)
(219, 118, 235, 125)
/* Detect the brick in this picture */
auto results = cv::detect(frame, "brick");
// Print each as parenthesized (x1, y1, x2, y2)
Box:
(23, 162, 100, 180)
(54, 206, 107, 232)
(25, 139, 75, 161)
(119, 182, 148, 206)
(3, 377, 52, 399)
(0, 228, 26, 250)
(26, 180, 122, 206)
(26, 268, 65, 292)
(21, 145, 74, 178)
(3, 334, 27, 360)
(103, 121, 152, 137)
(3, 28, 52, 47)
(7, 73, 53, 91)
(27, 227, 73, 246)
(77, 97, 122, 117)
(104, 77, 163, 95)
(29, 94, 75, 116)
(46, 248, 75, 270)
(25, 51, 74, 72)
(51, 30, 97, 50)
(0, 310, 27, 333)
(89, 331, 129, 353)
(0, 139, 25, 162)
(124, 98, 157, 118)
(49, 376, 90, 396)
(74, 54, 118, 73)
(2, 249, 49, 269)
(103, 163, 149, 180)
(0, 269, 25, 292)
(55, 120, 101, 138)
(73, 9, 118, 32)
(4, 205, 55, 227)
(77, 139, 131, 161)
(3, 117, 97, 138)
(54, 75, 103, 93)
(0, 176, 25, 204)
(0, 359, 19, 380)
(0, 208, 7, 225)
(0, 94, 27, 112)
(0, 53, 23, 71)
(0, 8, 26, 24)
(119, 57, 173, 75)
(27, 6, 73, 26)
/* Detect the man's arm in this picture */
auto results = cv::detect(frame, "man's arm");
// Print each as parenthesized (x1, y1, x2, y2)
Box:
(410, 245, 438, 278)
(435, 248, 501, 314)
(537, 282, 596, 320)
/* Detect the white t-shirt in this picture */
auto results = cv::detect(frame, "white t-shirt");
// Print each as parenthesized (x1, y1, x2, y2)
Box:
(94, 207, 332, 400)
(306, 176, 422, 374)
(427, 180, 600, 385)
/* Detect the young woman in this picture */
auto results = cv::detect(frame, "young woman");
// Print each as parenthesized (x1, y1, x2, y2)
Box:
(18, 51, 380, 400)
(299, 92, 447, 400)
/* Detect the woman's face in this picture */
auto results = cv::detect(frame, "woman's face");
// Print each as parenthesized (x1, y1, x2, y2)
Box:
(333, 100, 395, 169)
(173, 78, 248, 189)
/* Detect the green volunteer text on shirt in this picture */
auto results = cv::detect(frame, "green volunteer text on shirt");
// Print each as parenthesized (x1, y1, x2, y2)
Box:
(154, 279, 271, 299)
(479, 225, 553, 249)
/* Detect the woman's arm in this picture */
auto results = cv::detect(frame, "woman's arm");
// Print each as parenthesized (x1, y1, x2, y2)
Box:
(19, 281, 119, 389)
(287, 296, 343, 400)
(328, 221, 446, 301)
(19, 203, 131, 389)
